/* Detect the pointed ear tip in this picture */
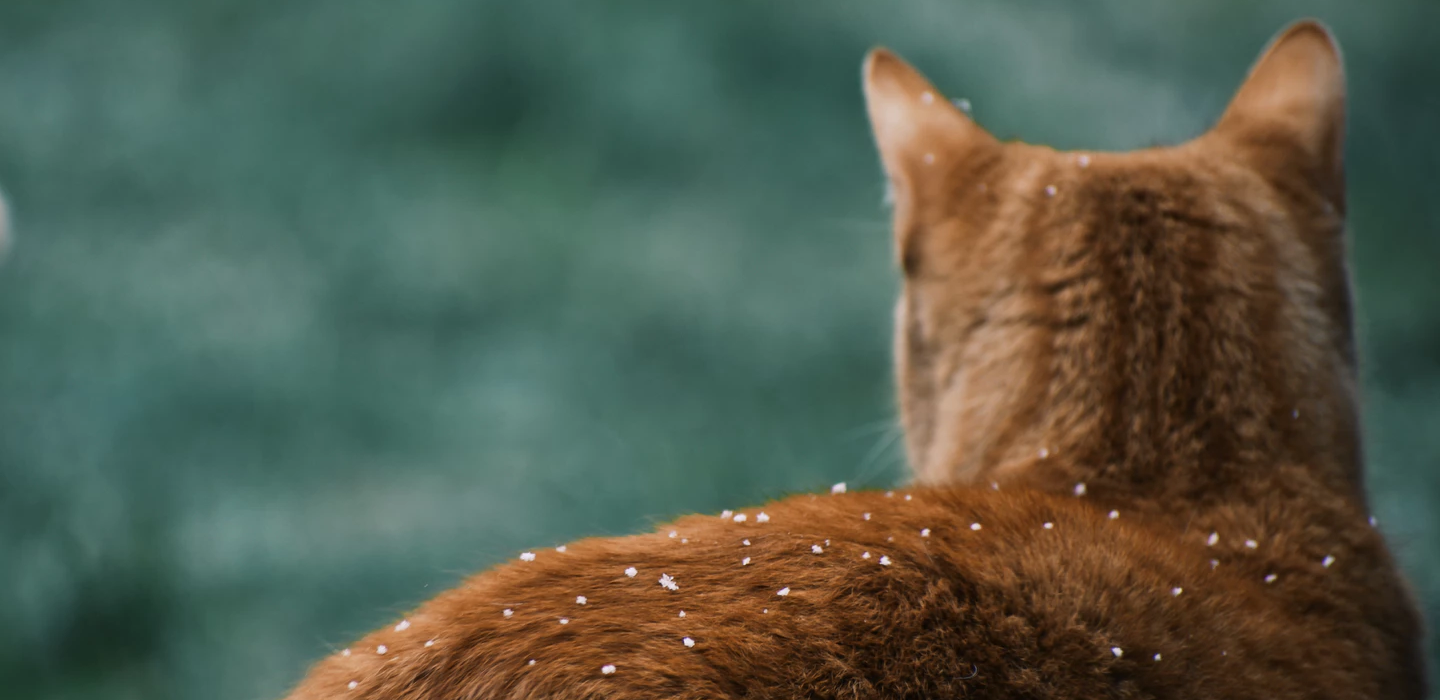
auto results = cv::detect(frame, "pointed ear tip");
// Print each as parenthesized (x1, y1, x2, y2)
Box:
(862, 48, 901, 82)
(1275, 19, 1343, 60)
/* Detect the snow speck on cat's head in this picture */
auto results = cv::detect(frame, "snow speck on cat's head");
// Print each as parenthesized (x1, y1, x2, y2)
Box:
(831, 482, 847, 494)
(394, 619, 410, 632)
(683, 637, 695, 648)
(756, 512, 770, 523)
(624, 566, 638, 578)
(776, 587, 791, 596)
(659, 573, 679, 591)
(519, 552, 536, 562)
(1073, 482, 1087, 496)
(601, 664, 617, 675)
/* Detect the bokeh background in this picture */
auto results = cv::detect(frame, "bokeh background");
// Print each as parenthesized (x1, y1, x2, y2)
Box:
(1, 1, 1436, 698)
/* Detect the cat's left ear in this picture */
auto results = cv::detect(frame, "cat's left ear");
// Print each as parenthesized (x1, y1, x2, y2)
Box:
(1211, 20, 1346, 204)
(863, 49, 998, 219)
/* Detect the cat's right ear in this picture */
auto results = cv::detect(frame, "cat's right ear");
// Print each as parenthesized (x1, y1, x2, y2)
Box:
(863, 49, 997, 236)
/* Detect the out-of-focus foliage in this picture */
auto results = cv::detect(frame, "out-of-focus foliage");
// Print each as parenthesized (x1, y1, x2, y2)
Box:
(0, 1, 1435, 698)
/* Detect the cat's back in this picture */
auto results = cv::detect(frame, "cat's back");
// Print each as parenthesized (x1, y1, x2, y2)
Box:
(285, 484, 1398, 700)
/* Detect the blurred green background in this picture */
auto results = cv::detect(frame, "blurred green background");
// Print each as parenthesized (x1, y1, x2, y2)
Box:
(1, 1, 1436, 698)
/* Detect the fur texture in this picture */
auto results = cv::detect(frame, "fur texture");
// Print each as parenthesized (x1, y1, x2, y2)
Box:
(283, 20, 1427, 699)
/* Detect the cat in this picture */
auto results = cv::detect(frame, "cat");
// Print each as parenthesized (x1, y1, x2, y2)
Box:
(282, 20, 1427, 699)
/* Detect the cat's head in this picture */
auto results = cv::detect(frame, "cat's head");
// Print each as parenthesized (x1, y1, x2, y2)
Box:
(863, 21, 1360, 488)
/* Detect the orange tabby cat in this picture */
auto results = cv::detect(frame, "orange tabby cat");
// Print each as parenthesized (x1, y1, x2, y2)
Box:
(283, 20, 1427, 699)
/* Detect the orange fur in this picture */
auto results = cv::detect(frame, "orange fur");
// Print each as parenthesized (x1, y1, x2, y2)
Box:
(283, 20, 1427, 699)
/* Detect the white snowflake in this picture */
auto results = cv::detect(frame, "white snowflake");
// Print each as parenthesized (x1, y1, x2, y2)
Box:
(519, 552, 536, 562)
(394, 619, 410, 632)
(811, 544, 823, 554)
(756, 512, 770, 523)
(659, 573, 679, 591)
(831, 482, 847, 494)
(682, 637, 695, 648)
(776, 587, 791, 596)
(601, 664, 617, 675)
(624, 567, 638, 578)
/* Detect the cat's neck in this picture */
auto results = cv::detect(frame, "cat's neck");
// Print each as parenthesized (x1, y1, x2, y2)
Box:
(908, 180, 1365, 509)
